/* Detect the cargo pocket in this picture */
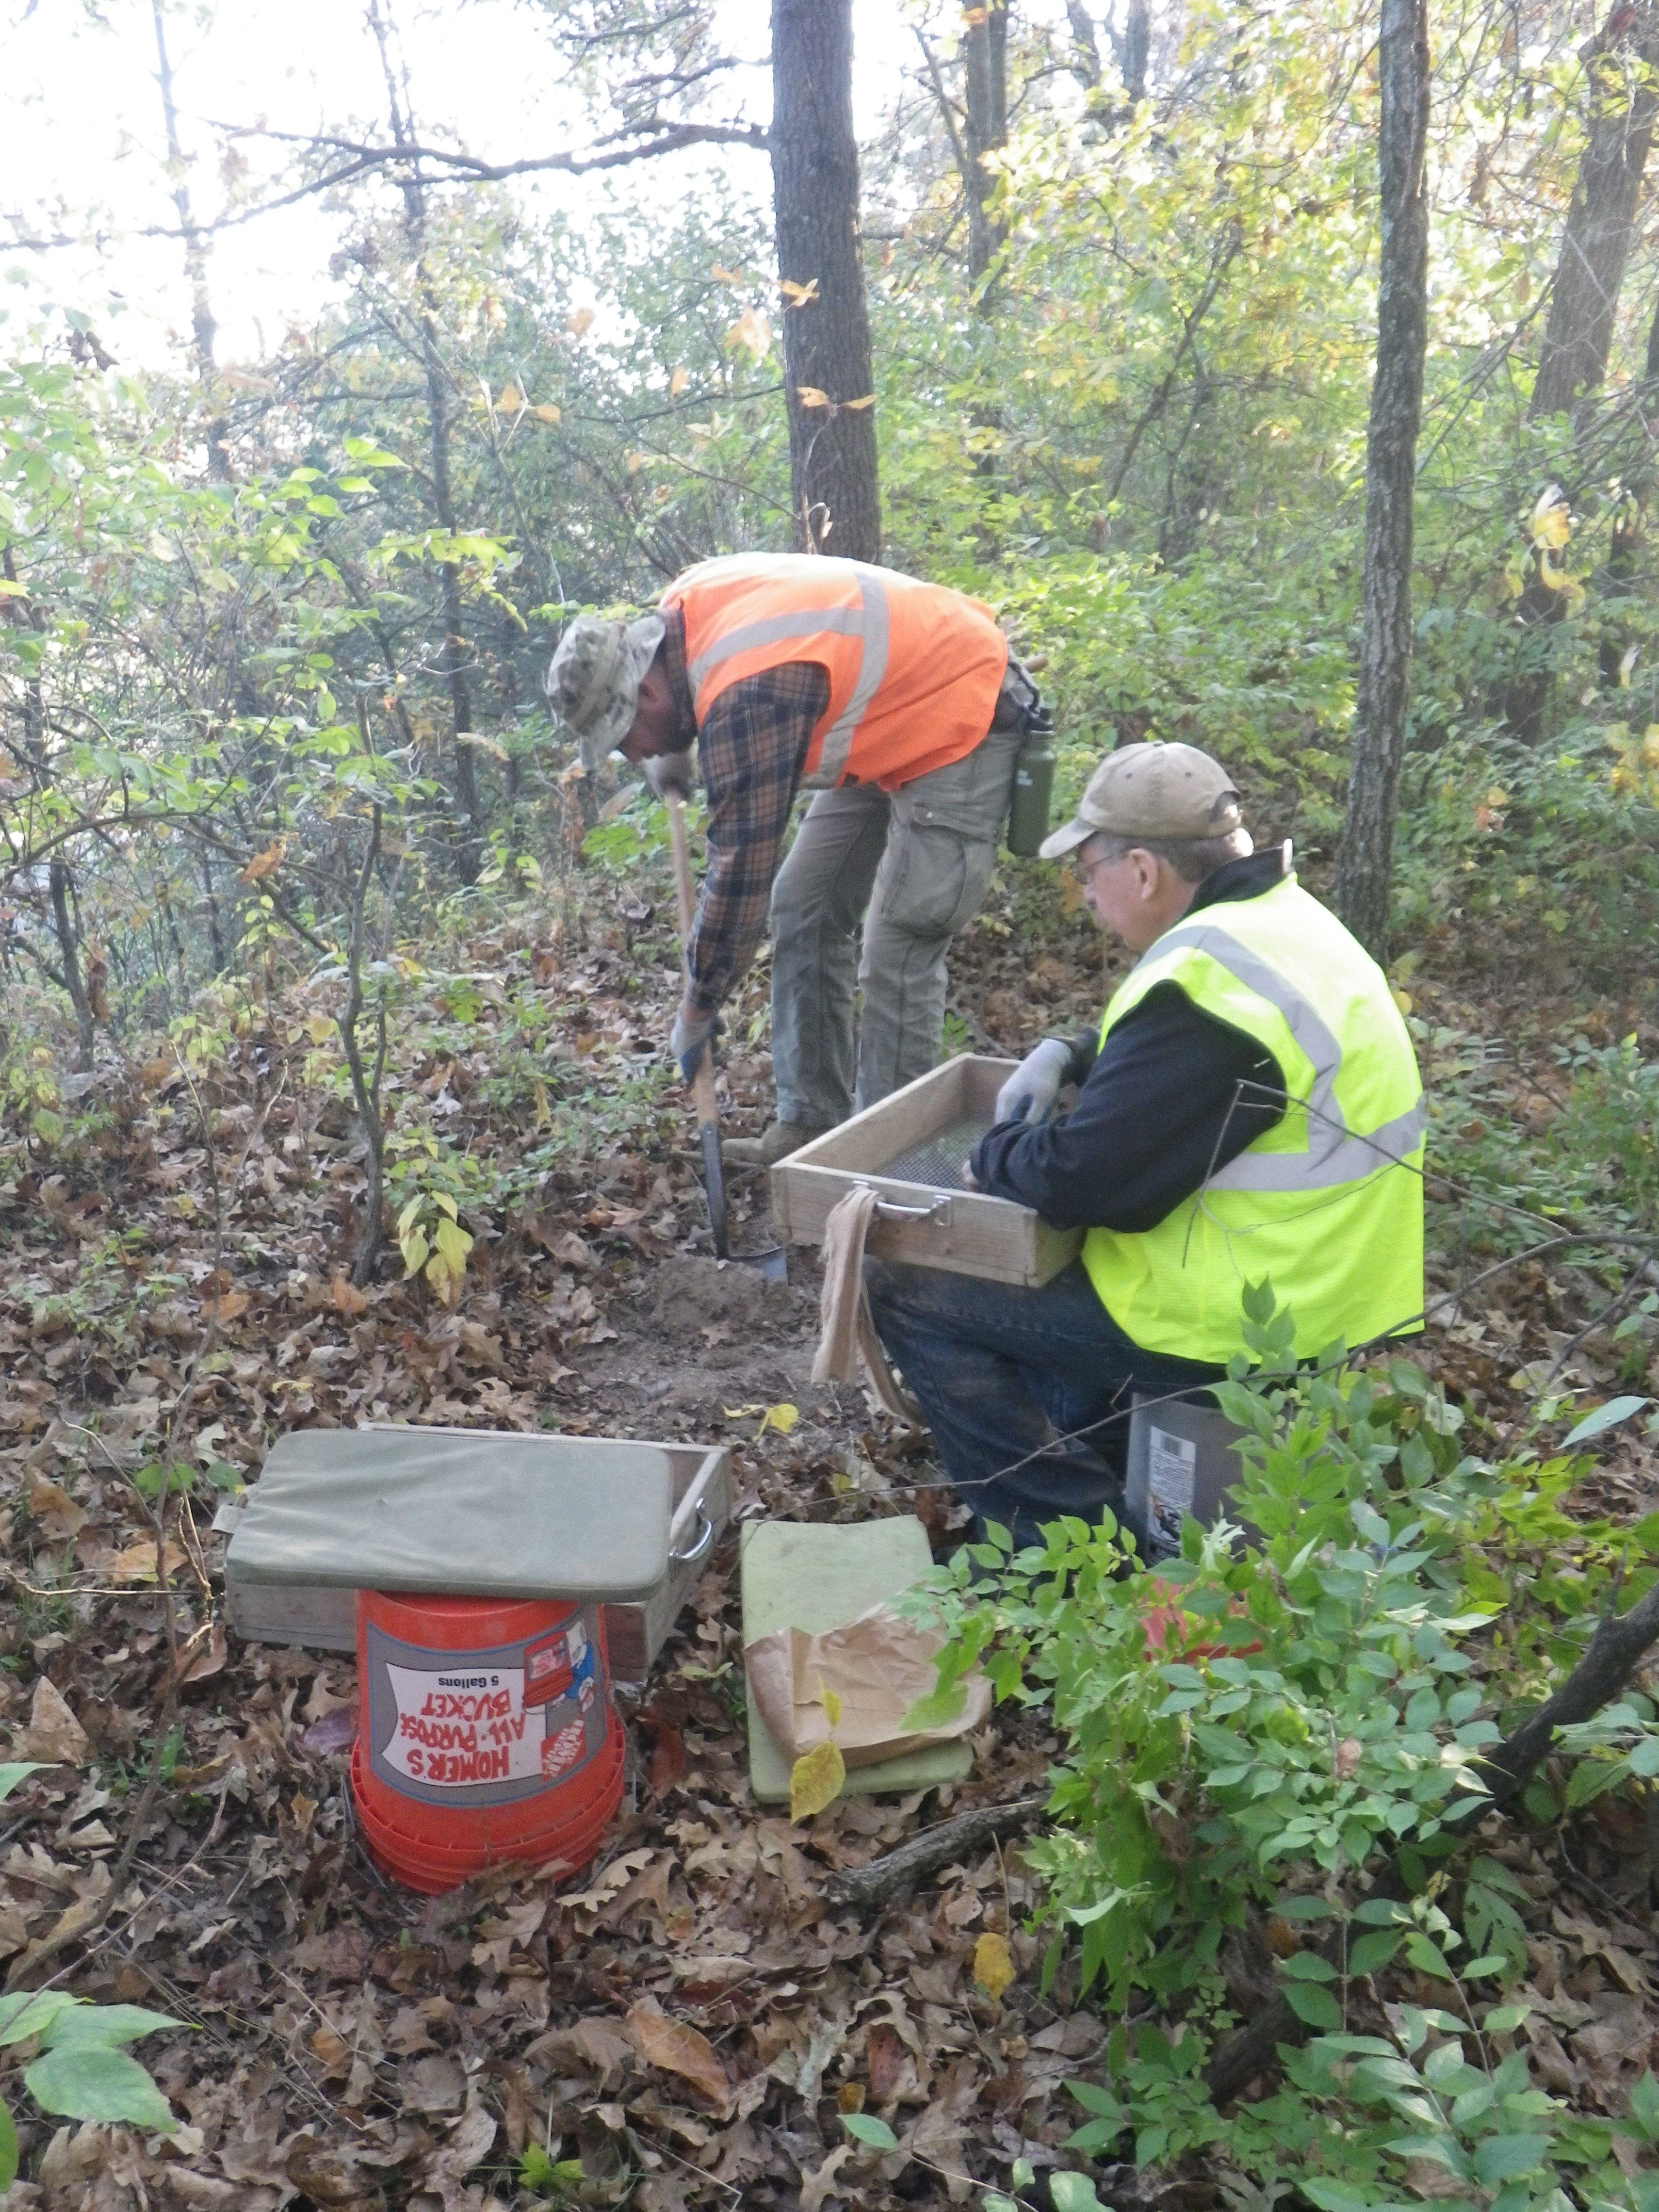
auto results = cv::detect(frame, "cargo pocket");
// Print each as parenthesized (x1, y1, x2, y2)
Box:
(884, 823, 995, 941)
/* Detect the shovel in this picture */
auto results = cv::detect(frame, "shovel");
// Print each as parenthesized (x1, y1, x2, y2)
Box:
(664, 791, 788, 1281)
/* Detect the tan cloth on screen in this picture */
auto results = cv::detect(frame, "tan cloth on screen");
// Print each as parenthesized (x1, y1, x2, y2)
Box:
(811, 1185, 922, 1426)
(743, 1600, 990, 1767)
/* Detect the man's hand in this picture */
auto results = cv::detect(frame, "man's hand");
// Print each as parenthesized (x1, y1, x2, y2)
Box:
(644, 747, 696, 799)
(994, 1037, 1073, 1126)
(669, 998, 718, 1085)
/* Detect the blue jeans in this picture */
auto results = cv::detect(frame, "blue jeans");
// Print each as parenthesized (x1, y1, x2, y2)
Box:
(864, 1258, 1225, 1556)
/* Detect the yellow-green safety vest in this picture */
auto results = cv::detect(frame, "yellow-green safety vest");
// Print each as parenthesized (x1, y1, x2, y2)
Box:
(1081, 872, 1426, 1363)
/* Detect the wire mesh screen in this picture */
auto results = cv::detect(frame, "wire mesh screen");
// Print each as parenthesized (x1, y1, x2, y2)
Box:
(873, 1114, 993, 1193)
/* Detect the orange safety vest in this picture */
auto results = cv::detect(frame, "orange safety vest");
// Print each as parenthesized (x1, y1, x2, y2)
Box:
(662, 554, 1009, 790)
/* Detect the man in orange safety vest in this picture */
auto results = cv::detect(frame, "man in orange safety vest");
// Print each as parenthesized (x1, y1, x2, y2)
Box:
(547, 554, 1045, 1164)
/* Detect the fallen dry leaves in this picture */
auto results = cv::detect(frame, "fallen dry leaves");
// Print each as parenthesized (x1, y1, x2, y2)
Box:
(18, 1679, 89, 1765)
(626, 2003, 734, 2119)
(0, 901, 1652, 2212)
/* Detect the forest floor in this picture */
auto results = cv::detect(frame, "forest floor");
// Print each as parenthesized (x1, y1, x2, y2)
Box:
(2, 852, 1658, 2212)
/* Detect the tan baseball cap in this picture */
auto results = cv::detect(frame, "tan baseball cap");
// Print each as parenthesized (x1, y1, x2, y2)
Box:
(1039, 741, 1244, 858)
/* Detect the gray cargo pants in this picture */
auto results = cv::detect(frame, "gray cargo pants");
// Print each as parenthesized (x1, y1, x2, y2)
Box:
(769, 722, 1023, 1129)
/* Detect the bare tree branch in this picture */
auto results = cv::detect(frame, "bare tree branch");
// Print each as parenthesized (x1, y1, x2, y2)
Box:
(1, 122, 771, 253)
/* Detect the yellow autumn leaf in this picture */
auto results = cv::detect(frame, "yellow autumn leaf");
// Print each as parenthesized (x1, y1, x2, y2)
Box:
(497, 383, 521, 413)
(627, 451, 649, 474)
(795, 385, 830, 408)
(842, 393, 876, 410)
(778, 276, 820, 306)
(1537, 547, 1571, 592)
(533, 403, 561, 424)
(1530, 483, 1570, 550)
(819, 1684, 842, 1727)
(973, 1930, 1015, 2000)
(669, 366, 689, 396)
(724, 305, 772, 362)
(238, 839, 286, 883)
(1642, 727, 1659, 768)
(109, 1539, 189, 1583)
(789, 1739, 845, 1822)
(304, 1012, 333, 1045)
(710, 264, 744, 284)
(725, 1401, 798, 1435)
(567, 307, 596, 337)
(1390, 986, 1413, 1015)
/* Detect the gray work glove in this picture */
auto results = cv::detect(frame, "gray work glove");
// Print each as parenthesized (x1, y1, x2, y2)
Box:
(995, 1036, 1074, 1125)
(644, 748, 697, 800)
(669, 999, 718, 1085)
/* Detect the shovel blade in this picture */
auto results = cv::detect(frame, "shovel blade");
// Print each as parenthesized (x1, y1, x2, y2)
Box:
(739, 1245, 789, 1283)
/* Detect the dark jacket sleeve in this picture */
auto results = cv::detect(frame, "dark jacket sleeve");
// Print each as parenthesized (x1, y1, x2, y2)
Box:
(970, 984, 1287, 1232)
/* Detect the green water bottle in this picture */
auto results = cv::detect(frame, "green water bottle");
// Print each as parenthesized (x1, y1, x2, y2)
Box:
(1007, 731, 1056, 857)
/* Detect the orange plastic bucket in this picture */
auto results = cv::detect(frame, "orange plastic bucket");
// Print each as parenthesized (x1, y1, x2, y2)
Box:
(350, 1589, 624, 1893)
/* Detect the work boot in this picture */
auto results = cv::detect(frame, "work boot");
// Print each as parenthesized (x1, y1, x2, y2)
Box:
(722, 1120, 829, 1168)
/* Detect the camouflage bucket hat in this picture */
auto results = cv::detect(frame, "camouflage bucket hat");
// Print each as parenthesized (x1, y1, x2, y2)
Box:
(545, 612, 666, 772)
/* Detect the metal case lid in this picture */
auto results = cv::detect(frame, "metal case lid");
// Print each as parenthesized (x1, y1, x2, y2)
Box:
(225, 1428, 675, 1600)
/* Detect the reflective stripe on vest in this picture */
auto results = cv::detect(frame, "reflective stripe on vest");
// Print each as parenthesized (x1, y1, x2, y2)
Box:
(1079, 875, 1425, 1363)
(1144, 918, 1429, 1193)
(666, 554, 1006, 791)
(686, 565, 891, 786)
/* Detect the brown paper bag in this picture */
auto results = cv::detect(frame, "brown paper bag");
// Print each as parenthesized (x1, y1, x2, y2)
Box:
(743, 1601, 990, 1768)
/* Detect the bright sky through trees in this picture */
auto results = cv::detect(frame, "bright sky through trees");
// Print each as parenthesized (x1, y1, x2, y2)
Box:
(0, 0, 933, 369)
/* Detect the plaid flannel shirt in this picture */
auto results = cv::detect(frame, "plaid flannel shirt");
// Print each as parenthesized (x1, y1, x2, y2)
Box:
(659, 608, 828, 1016)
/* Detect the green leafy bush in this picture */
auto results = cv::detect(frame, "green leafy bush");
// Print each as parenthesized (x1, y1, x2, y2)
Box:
(914, 1290, 1659, 2203)
(1423, 1026, 1659, 1251)
(1393, 727, 1659, 989)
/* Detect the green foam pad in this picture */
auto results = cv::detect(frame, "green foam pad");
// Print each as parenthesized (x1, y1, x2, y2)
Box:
(740, 1517, 972, 1804)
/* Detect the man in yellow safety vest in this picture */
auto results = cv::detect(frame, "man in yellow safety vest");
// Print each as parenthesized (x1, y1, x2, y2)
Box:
(546, 555, 1046, 1164)
(865, 741, 1426, 1555)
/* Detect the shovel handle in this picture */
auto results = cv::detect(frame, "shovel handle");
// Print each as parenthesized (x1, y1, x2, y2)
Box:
(664, 792, 722, 1129)
(666, 789, 697, 941)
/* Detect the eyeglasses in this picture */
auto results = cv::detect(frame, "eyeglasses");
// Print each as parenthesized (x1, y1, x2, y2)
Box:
(1072, 846, 1126, 887)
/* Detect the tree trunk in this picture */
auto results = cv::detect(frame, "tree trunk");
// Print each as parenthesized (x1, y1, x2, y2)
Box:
(1333, 0, 1431, 963)
(199, 849, 227, 975)
(369, 0, 485, 881)
(49, 859, 97, 1074)
(152, 1, 230, 483)
(1530, 4, 1659, 421)
(337, 809, 388, 1287)
(1112, 0, 1150, 105)
(770, 0, 881, 561)
(964, 2, 1010, 311)
(1065, 2, 1102, 87)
